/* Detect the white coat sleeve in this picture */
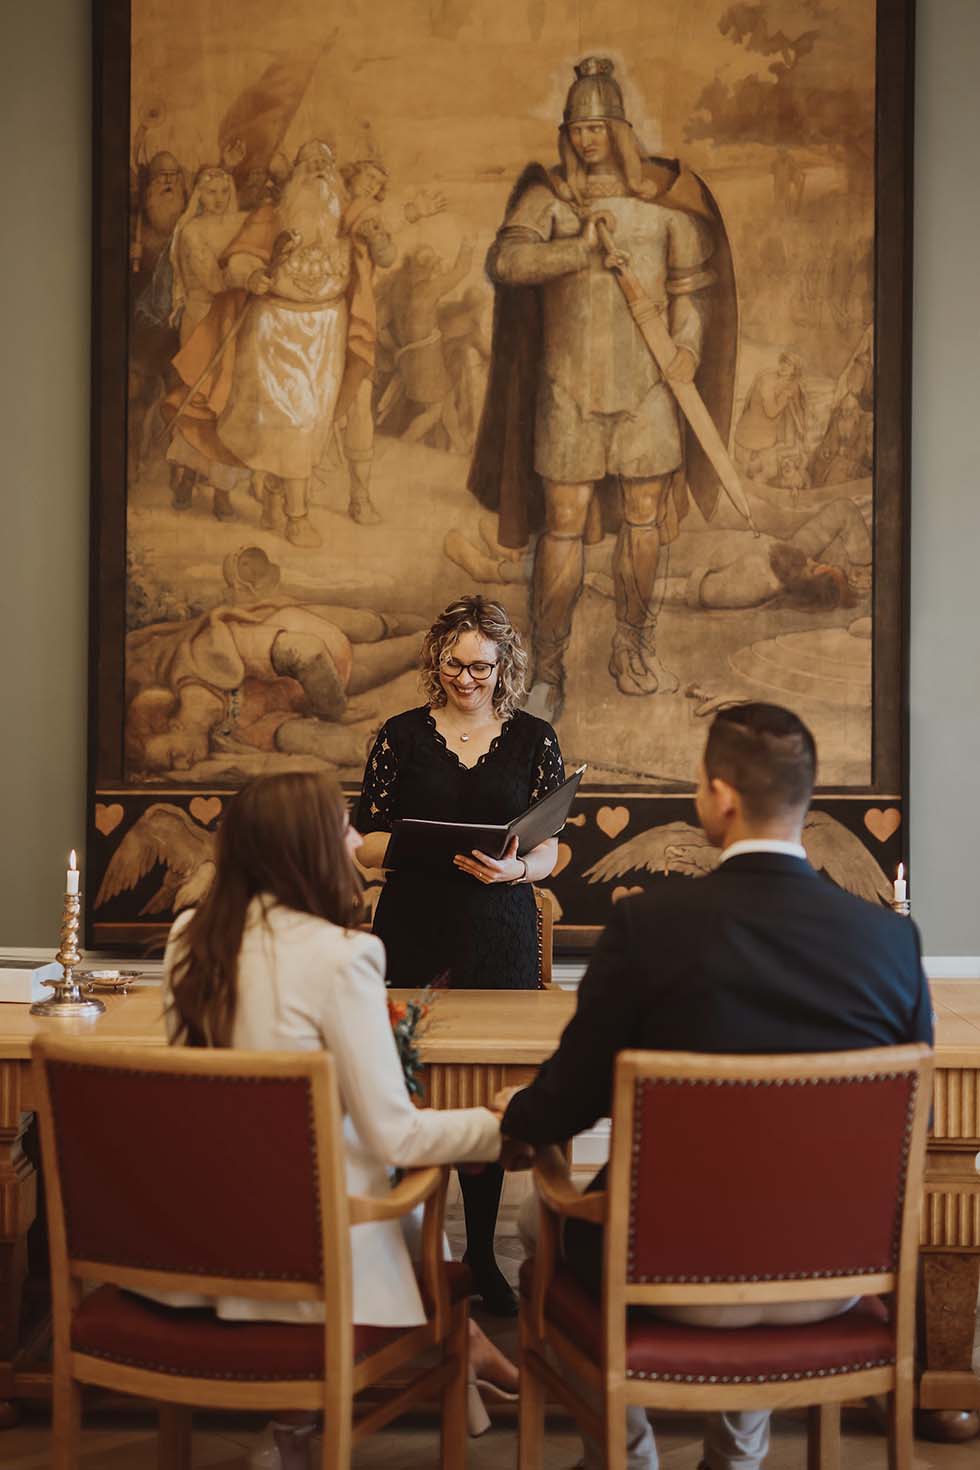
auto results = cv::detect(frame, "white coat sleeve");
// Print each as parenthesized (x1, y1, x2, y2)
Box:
(320, 932, 501, 1168)
(161, 908, 195, 1042)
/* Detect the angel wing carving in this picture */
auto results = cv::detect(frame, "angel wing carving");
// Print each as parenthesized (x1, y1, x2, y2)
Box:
(95, 804, 216, 917)
(801, 810, 893, 904)
(584, 821, 716, 882)
(585, 813, 892, 904)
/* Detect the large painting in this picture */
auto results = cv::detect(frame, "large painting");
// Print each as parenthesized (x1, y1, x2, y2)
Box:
(88, 0, 913, 950)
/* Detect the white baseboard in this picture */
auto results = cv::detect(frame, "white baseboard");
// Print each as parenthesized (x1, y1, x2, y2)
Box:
(923, 957, 980, 980)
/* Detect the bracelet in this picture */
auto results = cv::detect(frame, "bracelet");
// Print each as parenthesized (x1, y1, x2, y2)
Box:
(512, 858, 529, 885)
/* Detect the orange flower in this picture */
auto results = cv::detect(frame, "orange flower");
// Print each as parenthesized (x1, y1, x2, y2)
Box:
(388, 1001, 408, 1023)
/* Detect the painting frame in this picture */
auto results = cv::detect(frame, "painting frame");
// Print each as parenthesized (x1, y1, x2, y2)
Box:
(86, 0, 915, 954)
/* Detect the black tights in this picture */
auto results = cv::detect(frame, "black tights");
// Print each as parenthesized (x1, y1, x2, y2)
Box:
(458, 1162, 505, 1278)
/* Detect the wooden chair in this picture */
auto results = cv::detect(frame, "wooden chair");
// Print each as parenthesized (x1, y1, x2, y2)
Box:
(32, 1036, 471, 1470)
(532, 886, 556, 988)
(518, 1043, 934, 1470)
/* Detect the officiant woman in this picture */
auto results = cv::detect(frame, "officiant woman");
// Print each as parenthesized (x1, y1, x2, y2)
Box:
(355, 594, 564, 1314)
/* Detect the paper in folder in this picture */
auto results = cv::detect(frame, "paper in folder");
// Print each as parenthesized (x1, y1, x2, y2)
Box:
(384, 765, 586, 869)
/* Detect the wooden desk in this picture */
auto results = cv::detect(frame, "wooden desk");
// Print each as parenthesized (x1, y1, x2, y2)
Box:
(918, 982, 980, 1427)
(0, 983, 976, 1434)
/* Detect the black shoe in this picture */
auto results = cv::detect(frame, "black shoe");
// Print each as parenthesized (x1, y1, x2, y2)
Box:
(463, 1254, 518, 1317)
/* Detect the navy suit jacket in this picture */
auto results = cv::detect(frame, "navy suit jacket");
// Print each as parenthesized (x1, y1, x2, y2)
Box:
(502, 852, 933, 1149)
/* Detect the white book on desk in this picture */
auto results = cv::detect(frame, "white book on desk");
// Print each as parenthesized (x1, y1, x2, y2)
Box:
(0, 959, 63, 1003)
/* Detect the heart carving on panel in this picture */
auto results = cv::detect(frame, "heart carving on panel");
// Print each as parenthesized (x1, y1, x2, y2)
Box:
(596, 805, 629, 839)
(189, 797, 223, 827)
(552, 842, 572, 877)
(864, 807, 901, 843)
(94, 803, 124, 837)
(612, 886, 644, 904)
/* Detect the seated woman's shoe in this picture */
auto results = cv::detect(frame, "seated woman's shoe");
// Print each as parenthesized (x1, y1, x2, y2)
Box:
(468, 1319, 520, 1401)
(474, 1376, 519, 1404)
(467, 1375, 492, 1436)
(462, 1253, 518, 1317)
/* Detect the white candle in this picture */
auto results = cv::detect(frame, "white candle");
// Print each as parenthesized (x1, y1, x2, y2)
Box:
(893, 862, 907, 903)
(66, 849, 79, 896)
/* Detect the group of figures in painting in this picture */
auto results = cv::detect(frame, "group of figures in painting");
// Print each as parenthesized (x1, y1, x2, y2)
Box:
(130, 134, 487, 538)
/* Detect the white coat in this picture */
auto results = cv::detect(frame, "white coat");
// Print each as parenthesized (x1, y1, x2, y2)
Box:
(154, 898, 500, 1326)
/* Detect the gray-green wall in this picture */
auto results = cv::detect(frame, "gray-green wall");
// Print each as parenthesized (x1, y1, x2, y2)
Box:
(2, 1, 978, 953)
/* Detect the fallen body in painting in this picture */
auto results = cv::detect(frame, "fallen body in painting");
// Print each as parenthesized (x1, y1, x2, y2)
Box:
(124, 602, 425, 781)
(446, 495, 871, 614)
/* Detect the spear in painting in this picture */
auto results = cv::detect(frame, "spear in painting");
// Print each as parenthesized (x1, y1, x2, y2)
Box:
(591, 210, 758, 535)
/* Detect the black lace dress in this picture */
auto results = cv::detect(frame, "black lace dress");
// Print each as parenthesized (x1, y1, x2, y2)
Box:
(355, 707, 565, 989)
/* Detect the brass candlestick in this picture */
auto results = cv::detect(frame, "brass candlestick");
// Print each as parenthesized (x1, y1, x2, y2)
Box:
(890, 897, 911, 918)
(30, 890, 105, 1018)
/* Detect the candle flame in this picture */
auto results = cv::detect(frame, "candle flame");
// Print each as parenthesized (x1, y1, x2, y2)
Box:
(897, 861, 904, 881)
(69, 849, 77, 870)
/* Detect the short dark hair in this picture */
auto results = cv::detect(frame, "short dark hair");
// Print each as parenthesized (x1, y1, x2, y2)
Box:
(704, 703, 816, 821)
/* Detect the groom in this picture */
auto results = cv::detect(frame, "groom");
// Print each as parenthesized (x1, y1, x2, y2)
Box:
(498, 702, 932, 1470)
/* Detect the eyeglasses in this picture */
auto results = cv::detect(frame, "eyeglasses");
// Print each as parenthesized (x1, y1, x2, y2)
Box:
(440, 657, 498, 682)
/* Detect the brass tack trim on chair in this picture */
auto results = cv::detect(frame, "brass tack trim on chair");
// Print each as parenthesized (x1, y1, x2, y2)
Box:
(626, 1354, 896, 1383)
(50, 1063, 324, 1282)
(626, 1071, 920, 1284)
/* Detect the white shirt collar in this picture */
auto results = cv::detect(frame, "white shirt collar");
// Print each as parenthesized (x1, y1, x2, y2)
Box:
(717, 838, 807, 865)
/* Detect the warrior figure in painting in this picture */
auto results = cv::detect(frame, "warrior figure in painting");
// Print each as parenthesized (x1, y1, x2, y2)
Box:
(470, 57, 737, 720)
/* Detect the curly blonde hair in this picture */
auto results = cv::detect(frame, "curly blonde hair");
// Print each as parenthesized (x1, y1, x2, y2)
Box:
(420, 596, 528, 719)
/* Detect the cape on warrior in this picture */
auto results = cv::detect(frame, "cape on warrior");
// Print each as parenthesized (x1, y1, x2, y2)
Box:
(469, 56, 738, 720)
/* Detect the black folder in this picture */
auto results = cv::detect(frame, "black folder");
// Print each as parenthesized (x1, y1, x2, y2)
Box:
(384, 765, 586, 870)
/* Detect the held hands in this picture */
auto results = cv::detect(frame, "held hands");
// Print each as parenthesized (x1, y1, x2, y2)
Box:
(453, 834, 526, 886)
(492, 1084, 524, 1116)
(499, 1136, 534, 1171)
(491, 1084, 532, 1169)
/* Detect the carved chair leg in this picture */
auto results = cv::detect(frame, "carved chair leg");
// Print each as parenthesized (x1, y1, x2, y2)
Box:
(50, 1371, 82, 1470)
(158, 1403, 192, 1470)
(517, 1316, 546, 1470)
(889, 1377, 916, 1470)
(604, 1387, 627, 1470)
(440, 1299, 469, 1470)
(807, 1402, 841, 1470)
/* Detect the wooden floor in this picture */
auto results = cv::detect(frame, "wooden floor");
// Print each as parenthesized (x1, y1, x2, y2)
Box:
(8, 1403, 980, 1470)
(5, 1175, 978, 1469)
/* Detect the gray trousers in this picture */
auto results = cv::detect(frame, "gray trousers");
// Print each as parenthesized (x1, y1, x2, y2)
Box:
(518, 1194, 784, 1470)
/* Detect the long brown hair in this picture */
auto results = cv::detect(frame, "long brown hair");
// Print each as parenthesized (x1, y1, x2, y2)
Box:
(168, 772, 361, 1047)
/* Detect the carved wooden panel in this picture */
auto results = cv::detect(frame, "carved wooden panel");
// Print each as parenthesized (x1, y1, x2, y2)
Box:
(931, 1068, 980, 1142)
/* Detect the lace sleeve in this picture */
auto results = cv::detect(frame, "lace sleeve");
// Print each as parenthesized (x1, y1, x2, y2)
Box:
(354, 723, 400, 833)
(530, 723, 566, 804)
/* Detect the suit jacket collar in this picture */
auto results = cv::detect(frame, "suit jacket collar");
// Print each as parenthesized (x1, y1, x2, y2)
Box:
(710, 851, 815, 879)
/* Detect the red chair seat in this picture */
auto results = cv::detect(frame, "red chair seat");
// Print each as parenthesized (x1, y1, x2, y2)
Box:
(519, 1260, 893, 1384)
(73, 1263, 471, 1382)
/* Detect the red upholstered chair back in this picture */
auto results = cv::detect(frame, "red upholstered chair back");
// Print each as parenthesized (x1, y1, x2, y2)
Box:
(32, 1039, 346, 1301)
(604, 1045, 933, 1307)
